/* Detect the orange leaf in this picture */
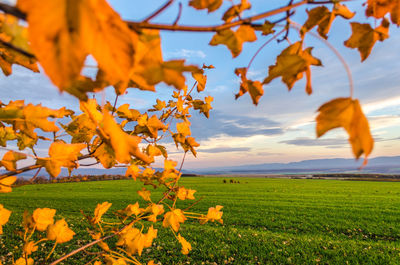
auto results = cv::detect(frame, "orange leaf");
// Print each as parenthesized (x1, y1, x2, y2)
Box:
(344, 19, 389, 61)
(234, 68, 264, 105)
(0, 176, 17, 193)
(32, 208, 56, 231)
(366, 0, 400, 25)
(47, 218, 75, 243)
(316, 97, 374, 162)
(189, 0, 223, 12)
(0, 151, 26, 171)
(0, 204, 11, 234)
(163, 209, 186, 232)
(93, 202, 112, 224)
(210, 25, 257, 58)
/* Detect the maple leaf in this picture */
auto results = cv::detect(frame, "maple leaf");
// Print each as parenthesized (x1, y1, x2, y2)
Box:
(192, 96, 213, 118)
(234, 68, 263, 105)
(0, 126, 16, 147)
(301, 4, 354, 39)
(200, 205, 223, 224)
(14, 258, 34, 265)
(93, 202, 112, 224)
(37, 141, 86, 178)
(210, 25, 257, 58)
(117, 225, 147, 256)
(316, 98, 374, 162)
(18, 0, 136, 95)
(147, 115, 167, 138)
(0, 151, 26, 171)
(222, 0, 251, 22)
(178, 234, 192, 255)
(125, 164, 140, 180)
(0, 204, 11, 235)
(144, 225, 158, 248)
(119, 202, 143, 217)
(62, 114, 97, 143)
(344, 19, 389, 62)
(189, 0, 223, 13)
(176, 187, 196, 200)
(177, 122, 191, 136)
(0, 176, 17, 193)
(101, 111, 152, 164)
(138, 187, 151, 201)
(32, 208, 56, 231)
(263, 42, 322, 95)
(93, 143, 116, 169)
(192, 70, 207, 92)
(366, 0, 400, 25)
(147, 204, 164, 222)
(163, 209, 186, 232)
(47, 218, 75, 243)
(258, 20, 275, 36)
(23, 241, 38, 255)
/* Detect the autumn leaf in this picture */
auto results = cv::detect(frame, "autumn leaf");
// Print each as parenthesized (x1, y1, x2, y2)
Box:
(263, 42, 322, 95)
(176, 187, 196, 200)
(0, 204, 11, 234)
(47, 219, 75, 243)
(301, 4, 354, 39)
(210, 25, 257, 58)
(200, 205, 223, 224)
(316, 97, 374, 162)
(147, 204, 164, 222)
(23, 241, 38, 255)
(0, 126, 16, 147)
(163, 209, 186, 232)
(138, 187, 151, 201)
(14, 258, 34, 265)
(177, 122, 191, 136)
(234, 68, 263, 105)
(366, 0, 400, 25)
(125, 164, 140, 180)
(117, 225, 147, 256)
(101, 111, 152, 164)
(178, 234, 192, 255)
(192, 70, 207, 92)
(118, 202, 143, 217)
(32, 208, 56, 231)
(18, 0, 136, 95)
(344, 19, 389, 62)
(93, 202, 112, 224)
(61, 113, 97, 143)
(93, 143, 116, 169)
(189, 0, 223, 13)
(0, 151, 26, 171)
(144, 225, 158, 248)
(0, 176, 17, 193)
(37, 141, 86, 178)
(222, 0, 251, 22)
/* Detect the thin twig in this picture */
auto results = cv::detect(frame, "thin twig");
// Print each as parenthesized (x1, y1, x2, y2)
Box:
(277, 0, 294, 42)
(111, 95, 119, 116)
(142, 0, 174, 22)
(29, 168, 41, 183)
(0, 39, 35, 59)
(127, 1, 308, 32)
(0, 3, 26, 19)
(173, 2, 182, 26)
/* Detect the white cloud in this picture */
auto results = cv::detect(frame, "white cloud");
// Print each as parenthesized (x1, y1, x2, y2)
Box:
(165, 49, 206, 59)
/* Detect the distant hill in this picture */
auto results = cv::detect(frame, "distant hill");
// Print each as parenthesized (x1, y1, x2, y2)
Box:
(3, 156, 400, 178)
(191, 156, 400, 175)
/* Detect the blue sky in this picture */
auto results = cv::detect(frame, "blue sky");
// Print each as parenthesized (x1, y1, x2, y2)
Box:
(0, 0, 399, 169)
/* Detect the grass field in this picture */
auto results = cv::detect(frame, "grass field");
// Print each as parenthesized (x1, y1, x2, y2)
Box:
(1, 177, 400, 264)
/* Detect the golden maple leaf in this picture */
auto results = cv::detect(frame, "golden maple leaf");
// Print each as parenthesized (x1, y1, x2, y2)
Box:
(222, 0, 251, 22)
(177, 234, 192, 255)
(93, 202, 112, 224)
(47, 218, 75, 243)
(0, 176, 17, 193)
(200, 205, 223, 224)
(32, 208, 56, 231)
(137, 187, 151, 201)
(163, 209, 186, 232)
(316, 97, 374, 164)
(189, 0, 223, 12)
(234, 68, 263, 105)
(23, 241, 38, 255)
(0, 150, 26, 171)
(18, 0, 136, 96)
(0, 204, 11, 234)
(210, 25, 257, 58)
(263, 42, 322, 95)
(366, 0, 400, 25)
(344, 19, 389, 61)
(14, 258, 34, 265)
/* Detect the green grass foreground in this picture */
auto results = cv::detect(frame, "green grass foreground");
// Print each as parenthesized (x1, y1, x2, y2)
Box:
(1, 177, 400, 264)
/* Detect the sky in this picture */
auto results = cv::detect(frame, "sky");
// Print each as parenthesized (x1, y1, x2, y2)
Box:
(0, 0, 399, 170)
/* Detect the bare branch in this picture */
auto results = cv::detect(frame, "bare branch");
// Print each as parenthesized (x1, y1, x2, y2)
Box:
(0, 39, 35, 59)
(142, 0, 174, 22)
(173, 2, 182, 26)
(0, 3, 26, 20)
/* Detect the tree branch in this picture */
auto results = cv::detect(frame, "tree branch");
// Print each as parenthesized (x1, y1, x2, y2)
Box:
(0, 3, 26, 20)
(0, 39, 35, 59)
(142, 0, 174, 22)
(127, 0, 308, 32)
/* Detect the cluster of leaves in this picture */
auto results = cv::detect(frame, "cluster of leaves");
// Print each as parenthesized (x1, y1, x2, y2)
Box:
(0, 0, 396, 263)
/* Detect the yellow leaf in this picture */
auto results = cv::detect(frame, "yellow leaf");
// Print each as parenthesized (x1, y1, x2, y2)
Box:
(210, 25, 257, 58)
(93, 143, 116, 169)
(125, 164, 140, 180)
(104, 257, 128, 265)
(0, 204, 11, 235)
(32, 208, 56, 231)
(116, 225, 146, 256)
(116, 104, 140, 121)
(138, 187, 151, 201)
(1, 150, 26, 171)
(14, 258, 34, 265)
(163, 209, 186, 232)
(344, 19, 389, 62)
(144, 225, 158, 248)
(316, 97, 374, 162)
(147, 115, 167, 138)
(200, 205, 223, 224)
(176, 187, 196, 200)
(263, 42, 322, 94)
(119, 202, 143, 217)
(147, 204, 164, 222)
(234, 68, 263, 105)
(366, 0, 400, 25)
(102, 111, 152, 164)
(23, 241, 38, 255)
(177, 234, 192, 255)
(177, 122, 191, 136)
(0, 176, 17, 193)
(189, 0, 223, 12)
(93, 202, 112, 224)
(222, 0, 251, 22)
(47, 218, 75, 243)
(192, 70, 207, 92)
(18, 0, 136, 95)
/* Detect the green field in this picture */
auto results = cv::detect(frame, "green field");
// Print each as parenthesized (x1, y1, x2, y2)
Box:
(1, 177, 400, 264)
